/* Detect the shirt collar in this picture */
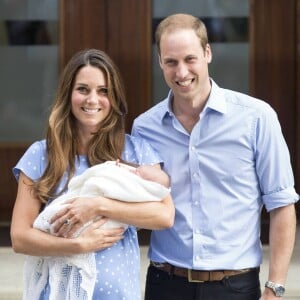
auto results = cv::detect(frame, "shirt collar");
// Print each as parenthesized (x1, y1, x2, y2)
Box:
(156, 90, 174, 121)
(205, 79, 227, 114)
(166, 90, 174, 115)
(162, 78, 227, 121)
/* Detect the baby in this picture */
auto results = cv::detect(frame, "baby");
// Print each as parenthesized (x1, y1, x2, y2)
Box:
(34, 160, 170, 233)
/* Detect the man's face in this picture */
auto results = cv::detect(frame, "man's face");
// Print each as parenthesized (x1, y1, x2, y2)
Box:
(159, 29, 212, 101)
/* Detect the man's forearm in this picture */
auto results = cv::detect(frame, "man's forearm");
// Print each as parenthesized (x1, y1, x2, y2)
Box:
(267, 204, 296, 284)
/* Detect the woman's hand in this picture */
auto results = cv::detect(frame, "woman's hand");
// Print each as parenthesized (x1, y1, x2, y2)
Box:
(50, 196, 103, 238)
(76, 218, 125, 253)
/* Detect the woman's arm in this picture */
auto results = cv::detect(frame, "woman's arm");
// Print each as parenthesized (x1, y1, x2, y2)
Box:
(10, 172, 124, 256)
(54, 194, 174, 238)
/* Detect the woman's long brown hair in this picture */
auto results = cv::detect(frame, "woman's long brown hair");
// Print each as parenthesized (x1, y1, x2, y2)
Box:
(33, 49, 128, 203)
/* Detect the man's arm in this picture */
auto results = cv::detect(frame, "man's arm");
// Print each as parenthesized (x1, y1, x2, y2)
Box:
(261, 204, 296, 299)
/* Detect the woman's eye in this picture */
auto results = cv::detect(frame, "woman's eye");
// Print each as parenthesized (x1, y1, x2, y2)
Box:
(99, 87, 108, 95)
(77, 86, 88, 93)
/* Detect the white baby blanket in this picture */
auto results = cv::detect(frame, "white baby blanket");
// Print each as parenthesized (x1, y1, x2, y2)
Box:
(23, 161, 169, 300)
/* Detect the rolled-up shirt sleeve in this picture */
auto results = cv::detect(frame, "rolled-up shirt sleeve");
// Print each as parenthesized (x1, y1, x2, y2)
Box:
(254, 104, 299, 212)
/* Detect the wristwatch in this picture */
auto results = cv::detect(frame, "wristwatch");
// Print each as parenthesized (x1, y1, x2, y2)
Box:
(265, 281, 285, 297)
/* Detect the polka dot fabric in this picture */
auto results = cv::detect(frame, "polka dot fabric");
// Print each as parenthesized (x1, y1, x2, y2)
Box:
(13, 134, 163, 300)
(93, 228, 141, 299)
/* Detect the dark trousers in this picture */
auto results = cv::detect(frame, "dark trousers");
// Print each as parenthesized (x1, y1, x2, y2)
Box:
(144, 265, 261, 300)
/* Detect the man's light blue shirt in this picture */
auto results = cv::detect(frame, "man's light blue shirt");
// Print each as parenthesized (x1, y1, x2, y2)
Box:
(132, 80, 299, 270)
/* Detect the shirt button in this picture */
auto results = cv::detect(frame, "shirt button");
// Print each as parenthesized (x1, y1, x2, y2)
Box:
(191, 146, 196, 151)
(195, 255, 200, 261)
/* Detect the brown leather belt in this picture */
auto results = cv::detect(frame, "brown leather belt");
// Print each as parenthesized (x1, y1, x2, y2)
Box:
(150, 261, 255, 282)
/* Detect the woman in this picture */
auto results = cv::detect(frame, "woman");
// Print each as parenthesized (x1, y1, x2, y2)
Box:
(10, 49, 174, 300)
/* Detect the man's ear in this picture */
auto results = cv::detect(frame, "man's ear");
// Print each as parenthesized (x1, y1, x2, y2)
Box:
(158, 53, 163, 69)
(205, 44, 212, 64)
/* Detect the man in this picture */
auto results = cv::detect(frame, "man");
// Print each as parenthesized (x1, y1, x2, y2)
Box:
(132, 13, 298, 300)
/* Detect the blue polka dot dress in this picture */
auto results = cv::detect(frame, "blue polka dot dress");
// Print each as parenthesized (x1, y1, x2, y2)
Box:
(13, 135, 162, 300)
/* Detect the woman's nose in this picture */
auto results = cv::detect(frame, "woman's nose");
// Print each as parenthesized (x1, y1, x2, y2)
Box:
(86, 90, 98, 103)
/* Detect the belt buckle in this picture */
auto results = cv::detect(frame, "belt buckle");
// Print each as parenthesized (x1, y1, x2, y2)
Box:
(188, 269, 204, 283)
(151, 261, 165, 268)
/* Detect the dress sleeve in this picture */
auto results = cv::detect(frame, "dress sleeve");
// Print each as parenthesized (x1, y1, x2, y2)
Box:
(12, 140, 47, 182)
(123, 134, 163, 166)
